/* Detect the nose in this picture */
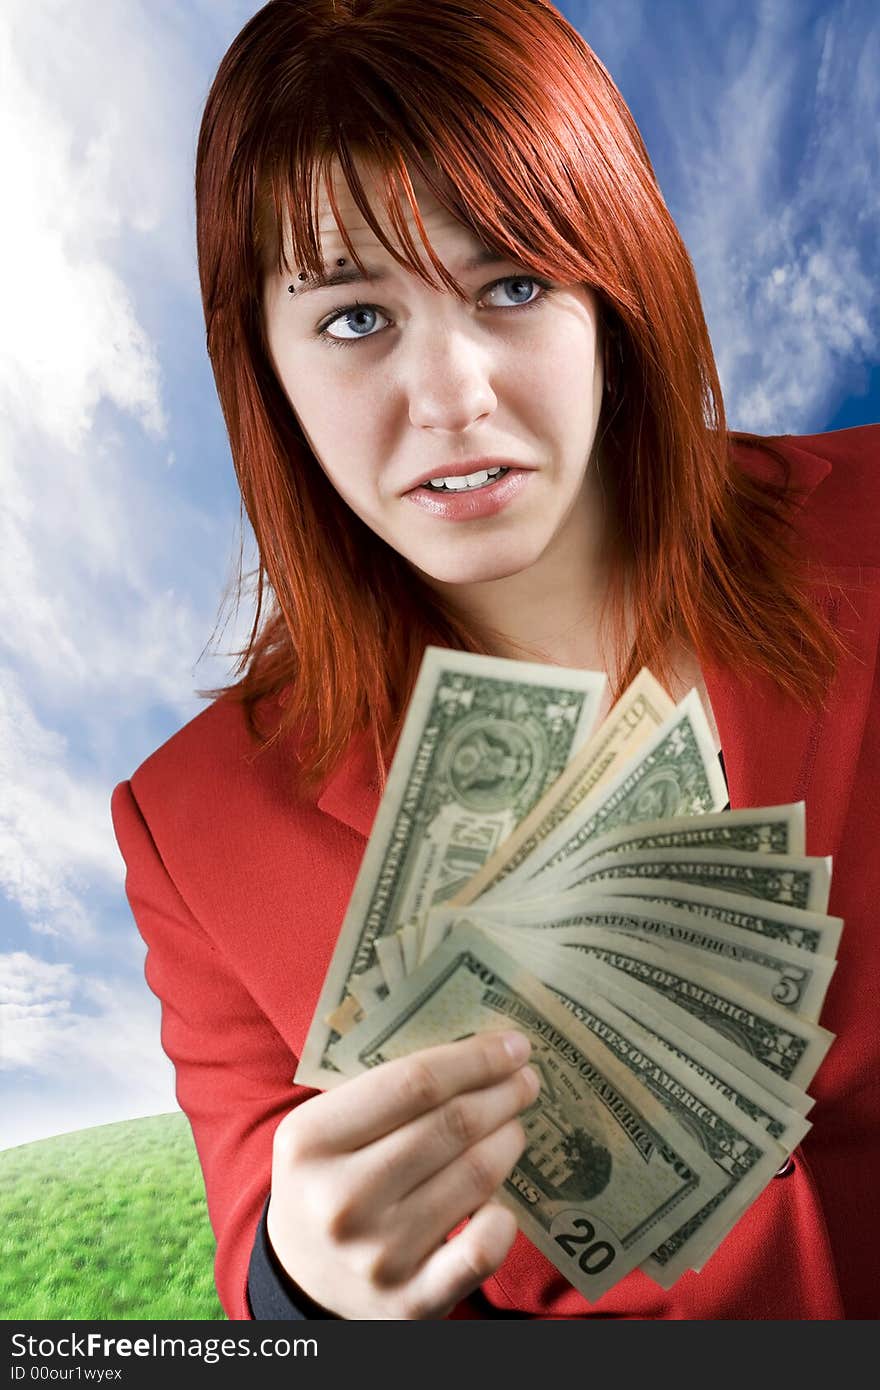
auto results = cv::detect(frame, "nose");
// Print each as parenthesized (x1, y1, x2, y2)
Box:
(405, 326, 498, 432)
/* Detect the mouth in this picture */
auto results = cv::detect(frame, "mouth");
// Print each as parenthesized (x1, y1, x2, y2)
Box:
(404, 463, 533, 519)
(411, 465, 513, 494)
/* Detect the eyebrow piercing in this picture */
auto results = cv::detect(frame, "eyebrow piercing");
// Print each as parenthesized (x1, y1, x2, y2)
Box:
(288, 257, 347, 292)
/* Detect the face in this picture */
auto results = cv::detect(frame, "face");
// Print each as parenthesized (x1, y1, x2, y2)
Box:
(261, 156, 607, 605)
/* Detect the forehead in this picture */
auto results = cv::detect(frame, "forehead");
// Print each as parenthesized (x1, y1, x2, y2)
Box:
(270, 153, 484, 275)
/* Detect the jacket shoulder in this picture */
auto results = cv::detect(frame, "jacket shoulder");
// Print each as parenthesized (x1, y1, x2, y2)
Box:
(737, 423, 880, 566)
(126, 691, 301, 807)
(113, 692, 334, 885)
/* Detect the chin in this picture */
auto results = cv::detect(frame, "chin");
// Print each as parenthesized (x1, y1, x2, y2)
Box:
(411, 546, 541, 587)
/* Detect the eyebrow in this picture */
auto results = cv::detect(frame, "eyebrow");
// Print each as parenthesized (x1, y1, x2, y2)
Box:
(292, 246, 514, 296)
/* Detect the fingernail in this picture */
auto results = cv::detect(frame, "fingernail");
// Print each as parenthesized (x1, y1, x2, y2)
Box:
(522, 1065, 541, 1095)
(502, 1031, 531, 1063)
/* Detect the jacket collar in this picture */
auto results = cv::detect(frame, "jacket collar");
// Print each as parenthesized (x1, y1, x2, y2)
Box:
(317, 437, 877, 861)
(730, 432, 832, 509)
(316, 723, 383, 840)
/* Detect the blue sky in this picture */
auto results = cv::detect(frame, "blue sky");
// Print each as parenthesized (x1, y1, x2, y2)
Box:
(1, 0, 878, 1150)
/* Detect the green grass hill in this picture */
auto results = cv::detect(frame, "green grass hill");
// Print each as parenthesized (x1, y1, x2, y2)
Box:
(0, 1112, 225, 1320)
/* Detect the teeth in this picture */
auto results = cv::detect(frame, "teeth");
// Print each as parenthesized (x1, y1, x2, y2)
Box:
(447, 471, 488, 490)
(425, 466, 506, 491)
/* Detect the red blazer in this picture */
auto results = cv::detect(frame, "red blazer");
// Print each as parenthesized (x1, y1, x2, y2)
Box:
(111, 424, 880, 1320)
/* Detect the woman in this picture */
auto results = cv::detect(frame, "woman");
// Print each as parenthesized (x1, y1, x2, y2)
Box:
(110, 0, 880, 1319)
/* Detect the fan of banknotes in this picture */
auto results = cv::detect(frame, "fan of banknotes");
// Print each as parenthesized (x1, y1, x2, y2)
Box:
(296, 649, 840, 1301)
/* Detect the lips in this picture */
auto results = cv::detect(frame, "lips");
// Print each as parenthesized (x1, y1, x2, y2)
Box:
(404, 462, 534, 519)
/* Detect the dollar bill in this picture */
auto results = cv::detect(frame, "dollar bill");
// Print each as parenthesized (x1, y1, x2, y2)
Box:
(450, 893, 836, 1020)
(375, 933, 405, 992)
(568, 802, 806, 870)
(450, 911, 834, 1095)
(551, 952, 813, 1140)
(346, 962, 387, 1013)
(466, 922, 834, 1091)
(400, 921, 421, 974)
(556, 848, 832, 914)
(329, 924, 725, 1303)
(448, 669, 675, 908)
(561, 879, 844, 957)
(473, 923, 815, 1123)
(519, 939, 815, 1142)
(296, 648, 606, 1086)
(475, 689, 728, 905)
(482, 945, 790, 1283)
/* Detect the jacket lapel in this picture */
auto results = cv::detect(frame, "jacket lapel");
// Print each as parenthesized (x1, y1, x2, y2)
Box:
(316, 725, 382, 839)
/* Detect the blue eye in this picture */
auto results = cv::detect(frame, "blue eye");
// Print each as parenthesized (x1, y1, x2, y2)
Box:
(315, 275, 554, 349)
(321, 300, 387, 343)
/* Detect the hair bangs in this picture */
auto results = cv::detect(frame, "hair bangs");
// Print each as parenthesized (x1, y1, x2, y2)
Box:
(248, 5, 609, 307)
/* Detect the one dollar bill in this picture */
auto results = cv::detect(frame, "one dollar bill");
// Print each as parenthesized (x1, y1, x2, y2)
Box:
(296, 648, 605, 1086)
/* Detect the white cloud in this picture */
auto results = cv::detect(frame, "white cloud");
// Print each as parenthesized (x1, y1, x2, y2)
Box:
(0, 668, 127, 941)
(0, 0, 254, 993)
(651, 2, 879, 432)
(0, 1, 247, 716)
(0, 952, 74, 1017)
(0, 950, 177, 1150)
(0, 6, 169, 449)
(0, 3, 258, 1147)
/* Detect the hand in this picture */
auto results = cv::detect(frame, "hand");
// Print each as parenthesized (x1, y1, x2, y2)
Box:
(267, 1029, 538, 1319)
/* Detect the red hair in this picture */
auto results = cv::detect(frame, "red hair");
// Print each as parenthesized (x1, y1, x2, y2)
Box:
(194, 0, 844, 795)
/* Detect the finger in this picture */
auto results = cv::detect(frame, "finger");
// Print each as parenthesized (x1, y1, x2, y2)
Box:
(355, 1063, 540, 1208)
(398, 1198, 519, 1320)
(380, 1117, 528, 1282)
(304, 1029, 532, 1153)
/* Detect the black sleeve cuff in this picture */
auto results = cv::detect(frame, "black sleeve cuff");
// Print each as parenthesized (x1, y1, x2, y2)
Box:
(247, 1195, 341, 1320)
